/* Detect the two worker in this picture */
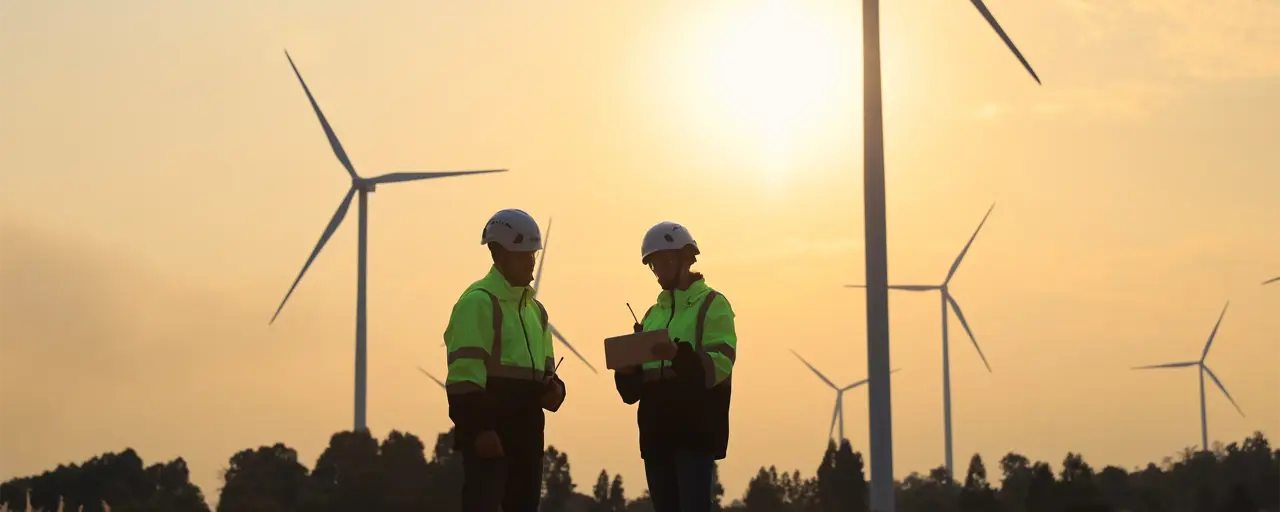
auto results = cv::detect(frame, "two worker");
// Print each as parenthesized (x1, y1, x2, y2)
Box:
(442, 209, 737, 512)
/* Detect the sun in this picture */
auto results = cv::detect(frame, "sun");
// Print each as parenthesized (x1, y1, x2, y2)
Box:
(686, 0, 846, 175)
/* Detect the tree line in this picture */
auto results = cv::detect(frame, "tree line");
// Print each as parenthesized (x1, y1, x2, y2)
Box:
(1, 429, 1275, 512)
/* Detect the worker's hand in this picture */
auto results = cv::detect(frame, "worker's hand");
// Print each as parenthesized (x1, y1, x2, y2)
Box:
(651, 341, 679, 361)
(474, 429, 504, 458)
(542, 378, 566, 412)
(615, 365, 640, 375)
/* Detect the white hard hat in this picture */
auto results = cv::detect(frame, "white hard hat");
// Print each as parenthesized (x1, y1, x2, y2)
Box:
(640, 221, 699, 264)
(481, 209, 543, 252)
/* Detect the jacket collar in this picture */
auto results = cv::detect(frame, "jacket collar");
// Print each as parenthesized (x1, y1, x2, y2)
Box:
(478, 265, 534, 302)
(655, 277, 712, 309)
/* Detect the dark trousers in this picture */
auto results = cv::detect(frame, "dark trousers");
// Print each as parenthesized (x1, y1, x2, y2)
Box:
(644, 449, 717, 512)
(461, 449, 544, 512)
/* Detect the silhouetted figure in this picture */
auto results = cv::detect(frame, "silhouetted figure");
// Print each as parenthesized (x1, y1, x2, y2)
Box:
(614, 221, 738, 512)
(444, 209, 567, 512)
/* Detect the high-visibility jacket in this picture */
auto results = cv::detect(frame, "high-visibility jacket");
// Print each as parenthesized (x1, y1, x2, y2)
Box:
(614, 277, 737, 459)
(443, 266, 563, 451)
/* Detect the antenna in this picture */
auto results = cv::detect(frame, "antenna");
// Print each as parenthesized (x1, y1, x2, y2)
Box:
(627, 303, 642, 333)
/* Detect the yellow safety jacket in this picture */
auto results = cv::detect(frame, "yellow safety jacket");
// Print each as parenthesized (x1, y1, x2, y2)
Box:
(615, 277, 737, 459)
(443, 266, 561, 449)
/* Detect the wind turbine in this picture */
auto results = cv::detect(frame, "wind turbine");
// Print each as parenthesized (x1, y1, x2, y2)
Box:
(857, 1, 1040, 508)
(1132, 301, 1245, 452)
(1263, 277, 1279, 286)
(847, 203, 996, 480)
(791, 349, 899, 443)
(438, 217, 597, 372)
(270, 50, 507, 433)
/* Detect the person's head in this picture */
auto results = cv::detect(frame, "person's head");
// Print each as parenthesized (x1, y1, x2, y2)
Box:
(640, 221, 701, 291)
(480, 209, 542, 287)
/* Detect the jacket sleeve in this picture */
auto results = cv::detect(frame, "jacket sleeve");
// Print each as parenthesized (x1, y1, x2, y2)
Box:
(443, 290, 498, 432)
(695, 294, 737, 388)
(614, 371, 642, 404)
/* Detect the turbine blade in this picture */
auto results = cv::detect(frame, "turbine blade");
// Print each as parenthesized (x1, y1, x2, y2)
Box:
(844, 284, 939, 291)
(946, 293, 992, 372)
(842, 377, 871, 391)
(532, 217, 551, 298)
(1131, 361, 1198, 370)
(1200, 301, 1230, 361)
(1262, 276, 1280, 285)
(284, 50, 358, 180)
(790, 349, 837, 389)
(945, 203, 995, 283)
(1202, 366, 1245, 417)
(841, 368, 903, 391)
(368, 169, 507, 184)
(417, 366, 446, 389)
(967, 1, 1041, 84)
(548, 323, 597, 374)
(270, 187, 356, 324)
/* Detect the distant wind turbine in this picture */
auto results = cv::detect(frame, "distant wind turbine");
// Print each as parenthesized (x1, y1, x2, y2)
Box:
(1263, 277, 1279, 286)
(857, 0, 1040, 507)
(439, 218, 597, 373)
(846, 203, 996, 479)
(791, 349, 900, 443)
(1132, 301, 1245, 452)
(270, 50, 507, 433)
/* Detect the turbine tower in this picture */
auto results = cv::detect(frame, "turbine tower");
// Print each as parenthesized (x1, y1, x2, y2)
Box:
(857, 2, 1040, 508)
(270, 50, 507, 433)
(1132, 301, 1245, 452)
(791, 349, 899, 443)
(440, 217, 597, 372)
(847, 203, 996, 479)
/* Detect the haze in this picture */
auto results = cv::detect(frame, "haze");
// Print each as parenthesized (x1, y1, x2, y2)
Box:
(2, 0, 1278, 504)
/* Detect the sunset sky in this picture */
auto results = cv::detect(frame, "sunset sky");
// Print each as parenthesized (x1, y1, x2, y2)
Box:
(2, 0, 1278, 504)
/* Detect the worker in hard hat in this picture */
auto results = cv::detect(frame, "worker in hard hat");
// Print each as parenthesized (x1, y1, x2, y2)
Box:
(614, 221, 737, 512)
(443, 208, 567, 512)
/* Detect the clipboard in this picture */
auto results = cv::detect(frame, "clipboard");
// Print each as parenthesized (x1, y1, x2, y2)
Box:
(603, 329, 671, 369)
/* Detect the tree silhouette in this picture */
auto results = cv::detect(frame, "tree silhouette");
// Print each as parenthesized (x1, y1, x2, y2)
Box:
(608, 474, 627, 512)
(592, 470, 611, 512)
(7, 428, 1279, 512)
(423, 427, 463, 511)
(377, 430, 432, 511)
(310, 430, 382, 510)
(959, 454, 997, 512)
(217, 442, 318, 512)
(743, 466, 787, 512)
(542, 446, 576, 512)
(711, 462, 726, 512)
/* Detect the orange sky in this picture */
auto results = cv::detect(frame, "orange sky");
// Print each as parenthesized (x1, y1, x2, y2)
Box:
(2, 0, 1278, 504)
